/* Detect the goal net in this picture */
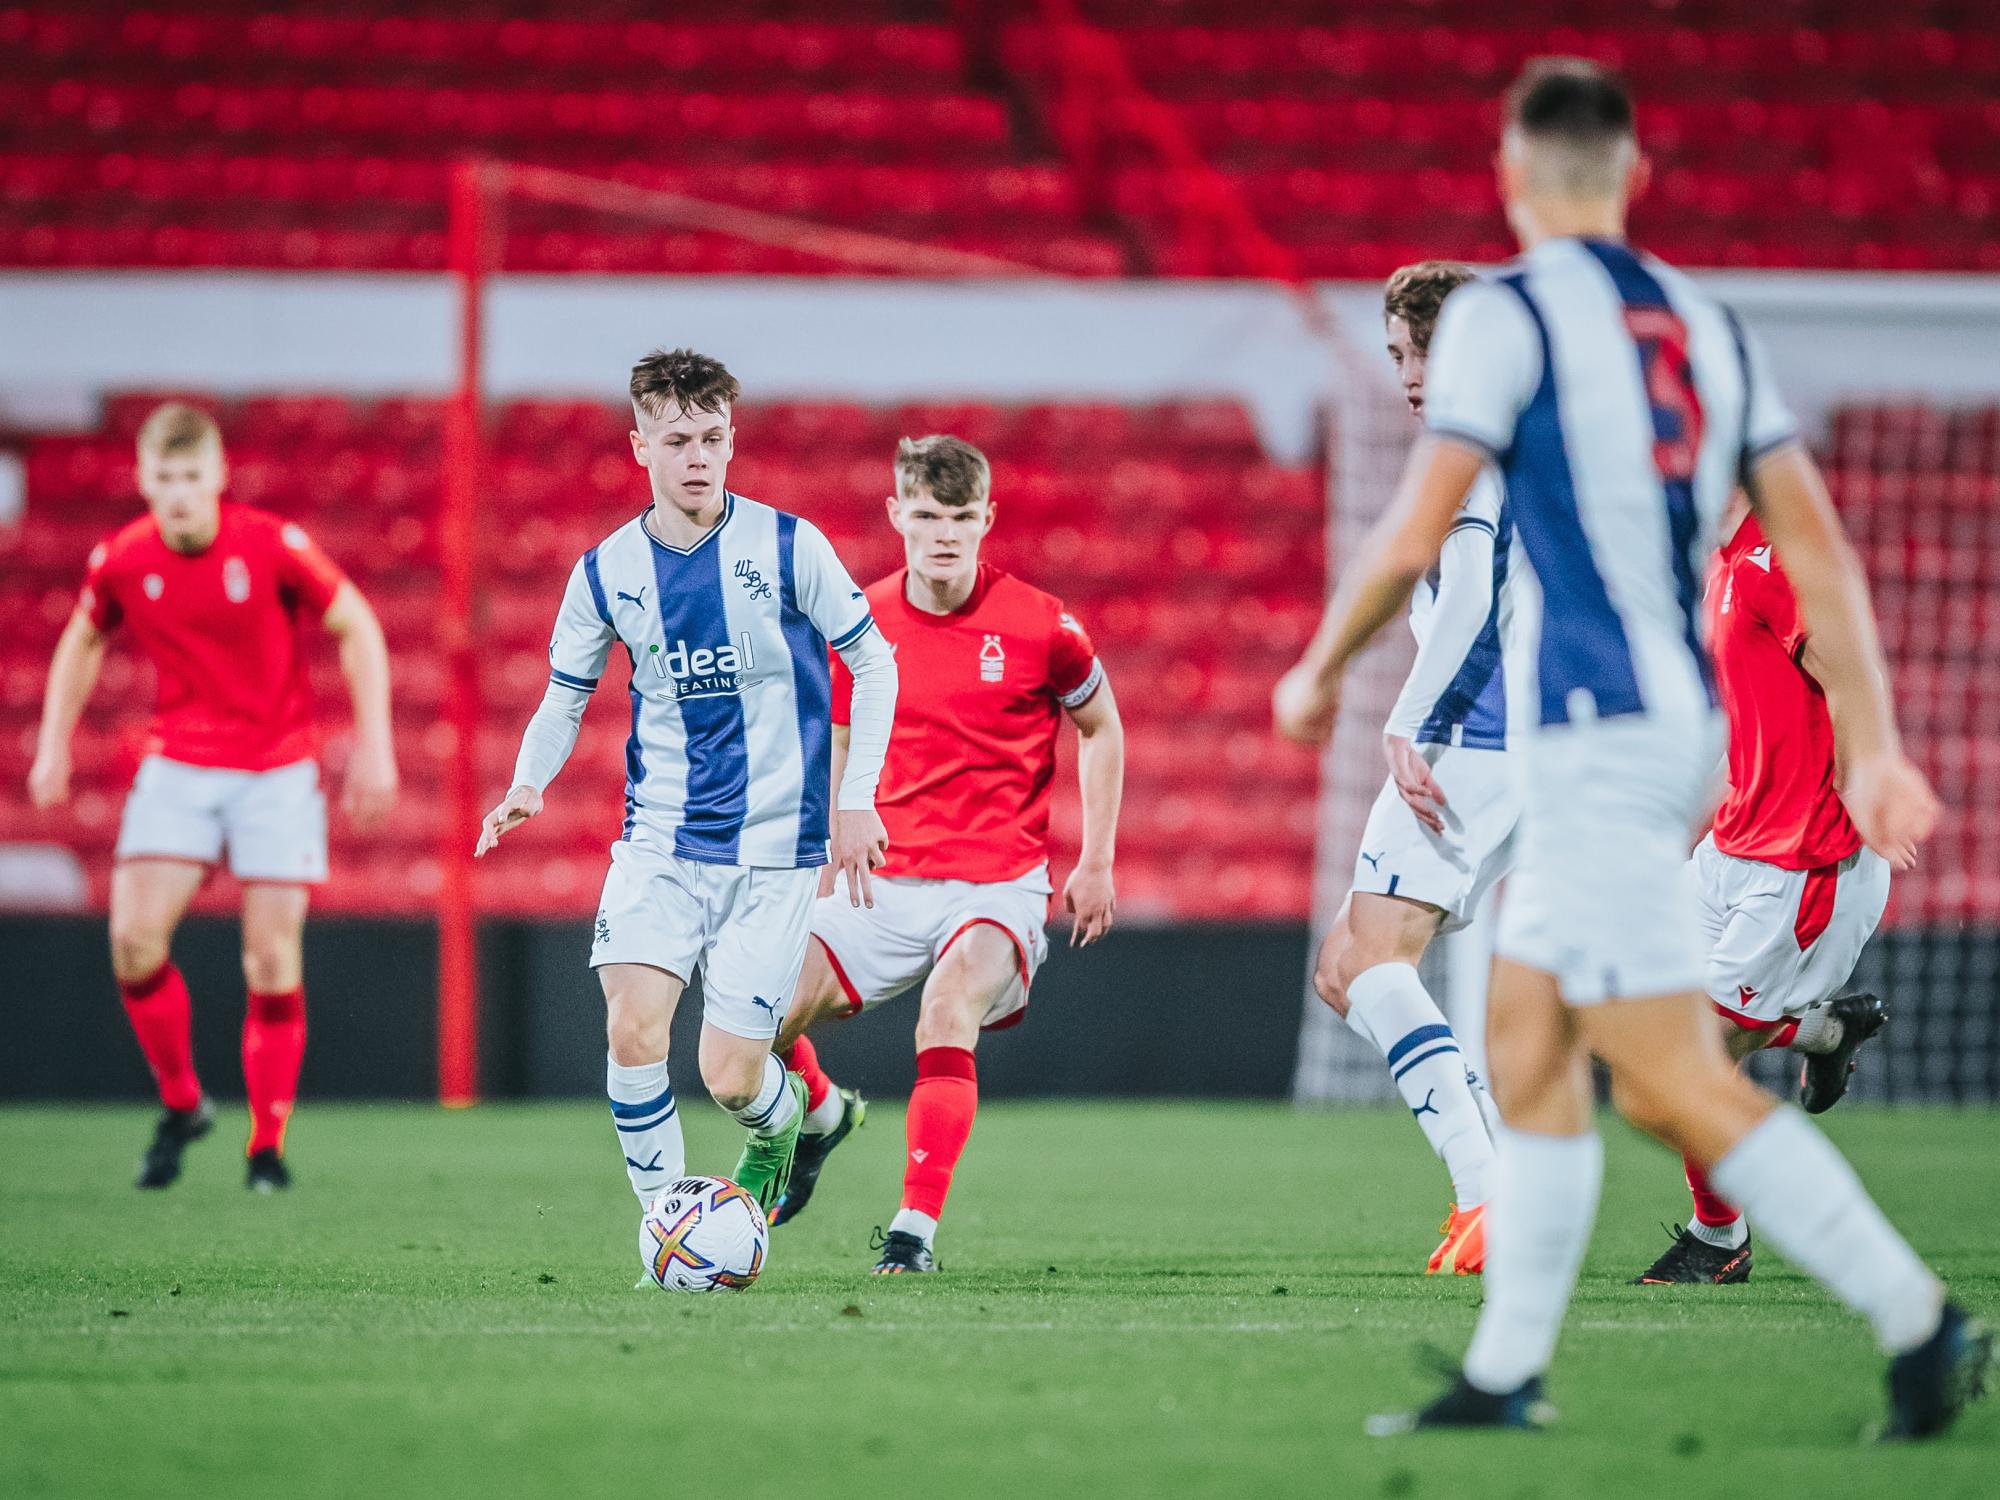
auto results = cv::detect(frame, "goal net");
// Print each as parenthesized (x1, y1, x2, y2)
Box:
(1296, 337, 2000, 1106)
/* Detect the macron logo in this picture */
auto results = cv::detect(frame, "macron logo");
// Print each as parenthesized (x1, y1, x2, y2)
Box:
(1748, 545, 1773, 572)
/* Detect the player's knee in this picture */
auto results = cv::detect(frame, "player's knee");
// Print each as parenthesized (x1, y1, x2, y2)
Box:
(604, 1001, 669, 1068)
(1311, 935, 1353, 1017)
(240, 937, 299, 994)
(699, 1053, 762, 1113)
(913, 995, 982, 1052)
(1610, 1069, 1691, 1151)
(108, 917, 170, 984)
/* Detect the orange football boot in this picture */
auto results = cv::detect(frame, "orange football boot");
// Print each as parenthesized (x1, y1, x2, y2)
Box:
(1425, 1203, 1487, 1275)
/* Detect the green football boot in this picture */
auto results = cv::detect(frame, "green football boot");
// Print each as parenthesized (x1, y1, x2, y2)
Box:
(771, 1087, 867, 1228)
(731, 1071, 808, 1216)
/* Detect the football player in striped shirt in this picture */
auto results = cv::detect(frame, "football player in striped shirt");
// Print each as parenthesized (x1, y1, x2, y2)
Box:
(477, 349, 898, 1223)
(1309, 261, 1524, 1277)
(1280, 60, 1984, 1439)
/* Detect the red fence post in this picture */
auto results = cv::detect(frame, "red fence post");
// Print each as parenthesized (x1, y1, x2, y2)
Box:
(437, 159, 487, 1107)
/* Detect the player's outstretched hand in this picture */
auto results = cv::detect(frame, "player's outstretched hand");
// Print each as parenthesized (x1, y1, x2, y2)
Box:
(1842, 751, 1939, 871)
(26, 746, 72, 809)
(1383, 733, 1447, 834)
(342, 739, 399, 831)
(830, 807, 888, 908)
(475, 784, 543, 857)
(1273, 662, 1340, 746)
(1063, 861, 1115, 947)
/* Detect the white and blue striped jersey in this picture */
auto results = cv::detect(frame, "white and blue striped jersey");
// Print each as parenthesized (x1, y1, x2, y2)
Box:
(1422, 236, 1797, 734)
(1383, 466, 1522, 750)
(543, 493, 875, 869)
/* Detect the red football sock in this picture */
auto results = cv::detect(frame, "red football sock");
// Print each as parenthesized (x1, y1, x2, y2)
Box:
(902, 1046, 978, 1220)
(1685, 1156, 1741, 1227)
(119, 962, 201, 1112)
(243, 988, 306, 1155)
(782, 1034, 833, 1114)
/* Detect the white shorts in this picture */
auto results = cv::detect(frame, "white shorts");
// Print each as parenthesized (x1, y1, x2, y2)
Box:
(115, 755, 327, 884)
(1497, 711, 1726, 1005)
(808, 865, 1053, 1032)
(591, 842, 818, 1042)
(1689, 834, 1890, 1025)
(1351, 744, 1519, 934)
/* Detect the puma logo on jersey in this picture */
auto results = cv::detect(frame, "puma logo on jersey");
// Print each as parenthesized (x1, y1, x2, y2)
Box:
(616, 587, 649, 610)
(1360, 850, 1384, 873)
(1411, 1090, 1439, 1120)
(1748, 545, 1773, 572)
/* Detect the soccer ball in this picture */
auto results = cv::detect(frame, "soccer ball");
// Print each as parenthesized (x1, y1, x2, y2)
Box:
(639, 1176, 769, 1292)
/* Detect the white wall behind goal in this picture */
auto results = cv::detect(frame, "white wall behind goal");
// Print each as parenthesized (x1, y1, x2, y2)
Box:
(6, 273, 1999, 466)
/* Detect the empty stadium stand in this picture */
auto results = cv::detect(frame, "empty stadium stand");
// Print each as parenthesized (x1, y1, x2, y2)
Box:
(2, 2, 1995, 274)
(0, 394, 1326, 920)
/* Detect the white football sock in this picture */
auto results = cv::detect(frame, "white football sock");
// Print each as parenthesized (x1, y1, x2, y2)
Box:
(1788, 1003, 1844, 1055)
(607, 1054, 683, 1203)
(804, 1087, 845, 1136)
(1709, 1107, 1943, 1353)
(1463, 1126, 1604, 1394)
(732, 1052, 801, 1138)
(890, 1208, 939, 1246)
(1465, 1063, 1504, 1139)
(1346, 963, 1495, 1208)
(1687, 1214, 1747, 1250)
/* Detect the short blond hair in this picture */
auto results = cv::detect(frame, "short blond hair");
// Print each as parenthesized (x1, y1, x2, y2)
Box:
(893, 435, 990, 508)
(136, 401, 222, 458)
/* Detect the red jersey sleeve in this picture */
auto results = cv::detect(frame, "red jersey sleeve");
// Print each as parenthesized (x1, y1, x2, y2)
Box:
(830, 647, 854, 727)
(80, 540, 122, 631)
(1048, 603, 1103, 708)
(272, 520, 347, 616)
(1738, 555, 1808, 663)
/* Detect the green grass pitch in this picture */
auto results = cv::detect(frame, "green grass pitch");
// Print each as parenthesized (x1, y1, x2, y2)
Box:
(2, 1100, 1996, 1499)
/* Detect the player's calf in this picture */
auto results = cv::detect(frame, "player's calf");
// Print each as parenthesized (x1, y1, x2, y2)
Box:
(600, 965, 685, 1202)
(1319, 899, 1496, 1251)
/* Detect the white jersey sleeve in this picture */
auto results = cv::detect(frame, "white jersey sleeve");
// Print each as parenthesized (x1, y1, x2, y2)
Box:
(1728, 313, 1800, 466)
(785, 519, 896, 811)
(790, 519, 874, 652)
(511, 555, 616, 792)
(546, 554, 617, 692)
(1384, 476, 1502, 741)
(1422, 279, 1543, 457)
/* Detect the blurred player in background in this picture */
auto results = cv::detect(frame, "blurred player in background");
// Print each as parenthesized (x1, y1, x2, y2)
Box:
(475, 349, 898, 1224)
(768, 435, 1122, 1275)
(1278, 60, 1987, 1439)
(1310, 260, 1520, 1277)
(28, 401, 397, 1192)
(1633, 486, 1892, 1284)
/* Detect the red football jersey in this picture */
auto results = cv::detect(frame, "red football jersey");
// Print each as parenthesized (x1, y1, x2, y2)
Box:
(1704, 513, 1861, 869)
(832, 565, 1103, 883)
(82, 503, 349, 772)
